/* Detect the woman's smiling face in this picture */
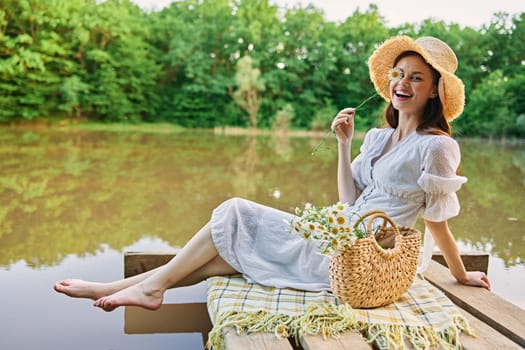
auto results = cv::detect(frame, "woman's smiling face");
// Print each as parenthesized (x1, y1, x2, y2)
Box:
(390, 54, 438, 118)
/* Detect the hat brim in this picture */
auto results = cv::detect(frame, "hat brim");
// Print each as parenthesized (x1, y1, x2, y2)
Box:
(368, 36, 465, 121)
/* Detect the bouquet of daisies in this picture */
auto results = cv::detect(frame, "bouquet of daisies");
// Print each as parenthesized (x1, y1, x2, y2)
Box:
(289, 202, 368, 255)
(290, 202, 422, 308)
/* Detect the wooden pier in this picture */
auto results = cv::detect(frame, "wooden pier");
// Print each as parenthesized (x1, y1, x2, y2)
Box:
(124, 251, 525, 349)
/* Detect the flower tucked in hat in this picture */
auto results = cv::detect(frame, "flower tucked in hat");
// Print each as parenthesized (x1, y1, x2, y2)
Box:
(387, 67, 404, 83)
(368, 36, 465, 121)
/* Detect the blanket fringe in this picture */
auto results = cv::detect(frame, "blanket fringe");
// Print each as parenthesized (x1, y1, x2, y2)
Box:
(206, 303, 475, 350)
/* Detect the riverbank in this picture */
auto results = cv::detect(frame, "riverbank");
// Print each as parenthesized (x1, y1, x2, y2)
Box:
(3, 121, 523, 143)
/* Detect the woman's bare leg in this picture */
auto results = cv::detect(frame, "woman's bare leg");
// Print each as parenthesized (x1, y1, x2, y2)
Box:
(54, 255, 235, 299)
(54, 222, 238, 306)
(174, 254, 237, 286)
(54, 266, 162, 300)
(92, 222, 237, 311)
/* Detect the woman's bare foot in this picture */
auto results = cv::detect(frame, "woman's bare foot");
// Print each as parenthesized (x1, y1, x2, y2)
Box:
(93, 283, 164, 312)
(54, 279, 114, 300)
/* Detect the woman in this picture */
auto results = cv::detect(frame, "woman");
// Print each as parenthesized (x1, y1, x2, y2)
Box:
(54, 36, 490, 312)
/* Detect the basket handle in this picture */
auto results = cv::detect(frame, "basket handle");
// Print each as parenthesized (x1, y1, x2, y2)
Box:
(353, 210, 401, 239)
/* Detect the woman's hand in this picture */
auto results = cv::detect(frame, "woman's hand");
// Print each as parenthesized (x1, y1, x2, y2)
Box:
(460, 271, 491, 290)
(424, 220, 491, 291)
(331, 108, 355, 144)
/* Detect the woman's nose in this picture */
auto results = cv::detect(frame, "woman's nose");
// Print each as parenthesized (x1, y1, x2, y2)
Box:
(398, 75, 409, 86)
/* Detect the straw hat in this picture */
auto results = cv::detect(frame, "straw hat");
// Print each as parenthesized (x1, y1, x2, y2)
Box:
(368, 36, 465, 121)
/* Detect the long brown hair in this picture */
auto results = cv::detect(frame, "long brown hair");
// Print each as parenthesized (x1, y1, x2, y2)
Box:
(383, 51, 451, 136)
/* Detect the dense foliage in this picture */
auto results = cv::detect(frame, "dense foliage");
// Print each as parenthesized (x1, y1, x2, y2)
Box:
(1, 0, 524, 137)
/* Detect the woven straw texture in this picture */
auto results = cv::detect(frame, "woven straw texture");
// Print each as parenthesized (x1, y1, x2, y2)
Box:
(368, 35, 465, 121)
(329, 210, 421, 308)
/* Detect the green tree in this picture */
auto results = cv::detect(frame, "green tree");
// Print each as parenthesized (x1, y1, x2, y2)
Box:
(501, 13, 525, 137)
(310, 100, 338, 131)
(457, 70, 512, 137)
(271, 5, 338, 128)
(230, 55, 265, 128)
(0, 0, 84, 121)
(151, 0, 238, 127)
(482, 12, 515, 75)
(336, 5, 390, 131)
(78, 0, 161, 122)
(0, 0, 523, 136)
(0, 0, 160, 122)
(59, 75, 90, 117)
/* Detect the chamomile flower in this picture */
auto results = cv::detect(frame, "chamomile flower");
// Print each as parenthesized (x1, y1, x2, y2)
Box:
(388, 67, 404, 82)
(289, 202, 366, 255)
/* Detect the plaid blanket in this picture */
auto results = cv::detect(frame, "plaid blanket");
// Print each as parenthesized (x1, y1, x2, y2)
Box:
(206, 275, 474, 350)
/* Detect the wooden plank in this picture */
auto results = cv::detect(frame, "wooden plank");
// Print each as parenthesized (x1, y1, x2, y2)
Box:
(431, 252, 489, 274)
(124, 303, 212, 343)
(124, 252, 523, 348)
(300, 332, 371, 350)
(457, 305, 523, 350)
(423, 260, 525, 347)
(124, 251, 176, 278)
(124, 251, 490, 277)
(299, 308, 524, 350)
(222, 327, 294, 350)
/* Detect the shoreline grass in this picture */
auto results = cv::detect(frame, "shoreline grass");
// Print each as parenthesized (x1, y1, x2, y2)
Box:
(2, 121, 523, 143)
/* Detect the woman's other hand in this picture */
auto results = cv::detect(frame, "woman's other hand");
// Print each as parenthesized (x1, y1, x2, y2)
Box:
(461, 271, 491, 290)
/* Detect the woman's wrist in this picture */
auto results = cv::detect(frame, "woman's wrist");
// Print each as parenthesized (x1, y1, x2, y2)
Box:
(453, 269, 469, 284)
(337, 138, 351, 149)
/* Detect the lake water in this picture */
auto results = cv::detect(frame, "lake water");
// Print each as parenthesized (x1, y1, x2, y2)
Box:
(0, 126, 523, 350)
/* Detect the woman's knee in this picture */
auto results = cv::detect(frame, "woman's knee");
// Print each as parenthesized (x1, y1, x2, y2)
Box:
(206, 255, 238, 276)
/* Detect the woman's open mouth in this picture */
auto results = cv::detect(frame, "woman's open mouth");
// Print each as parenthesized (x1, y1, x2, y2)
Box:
(394, 91, 412, 100)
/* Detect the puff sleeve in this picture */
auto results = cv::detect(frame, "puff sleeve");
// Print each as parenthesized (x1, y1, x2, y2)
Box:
(417, 136, 467, 222)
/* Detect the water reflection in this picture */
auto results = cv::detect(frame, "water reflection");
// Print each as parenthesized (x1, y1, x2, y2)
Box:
(454, 140, 525, 267)
(2, 129, 522, 269)
(0, 128, 343, 269)
(0, 127, 523, 349)
(0, 237, 206, 350)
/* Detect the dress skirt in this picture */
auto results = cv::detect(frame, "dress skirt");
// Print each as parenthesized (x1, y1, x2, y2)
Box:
(210, 197, 331, 291)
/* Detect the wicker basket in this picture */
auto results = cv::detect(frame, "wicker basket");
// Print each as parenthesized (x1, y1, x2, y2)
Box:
(329, 210, 421, 308)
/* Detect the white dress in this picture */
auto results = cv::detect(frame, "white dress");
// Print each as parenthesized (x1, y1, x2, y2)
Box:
(210, 128, 467, 291)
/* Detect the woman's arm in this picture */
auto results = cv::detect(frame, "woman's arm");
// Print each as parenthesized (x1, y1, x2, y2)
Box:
(424, 219, 491, 290)
(337, 138, 359, 204)
(332, 108, 359, 205)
